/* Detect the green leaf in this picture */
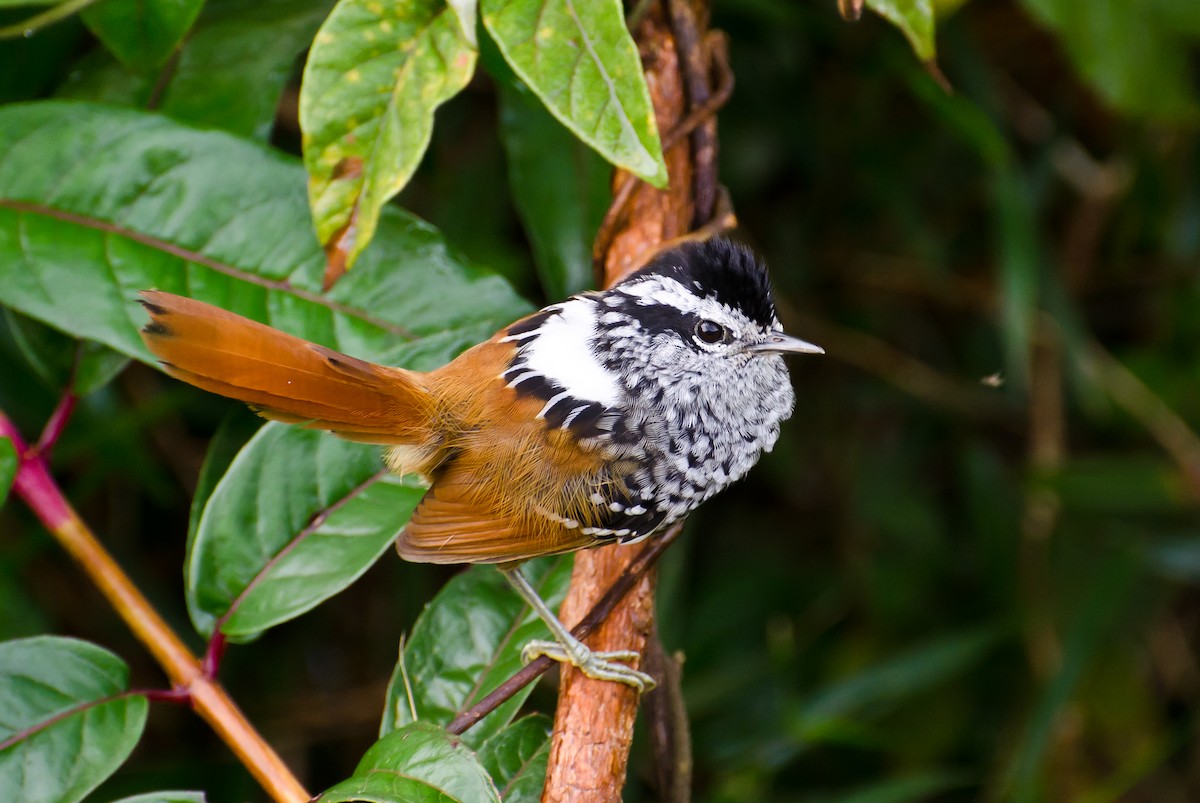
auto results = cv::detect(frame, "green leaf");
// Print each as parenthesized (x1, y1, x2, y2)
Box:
(190, 424, 425, 639)
(54, 48, 154, 107)
(4, 308, 129, 394)
(110, 793, 207, 803)
(489, 40, 608, 298)
(0, 436, 15, 509)
(321, 778, 456, 803)
(159, 0, 333, 140)
(0, 636, 148, 803)
(60, 0, 331, 141)
(381, 556, 572, 748)
(0, 101, 530, 368)
(300, 0, 478, 268)
(446, 0, 477, 45)
(477, 715, 551, 802)
(1017, 0, 1200, 122)
(865, 0, 936, 61)
(80, 0, 205, 72)
(481, 0, 667, 188)
(184, 411, 261, 637)
(320, 722, 500, 803)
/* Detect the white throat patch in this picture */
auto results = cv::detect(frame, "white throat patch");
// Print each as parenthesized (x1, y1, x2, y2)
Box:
(518, 299, 621, 407)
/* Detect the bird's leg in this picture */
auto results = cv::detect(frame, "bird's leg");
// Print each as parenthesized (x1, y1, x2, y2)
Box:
(499, 564, 656, 693)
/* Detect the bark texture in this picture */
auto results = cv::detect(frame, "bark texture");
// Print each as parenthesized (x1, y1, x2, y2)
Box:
(542, 3, 704, 800)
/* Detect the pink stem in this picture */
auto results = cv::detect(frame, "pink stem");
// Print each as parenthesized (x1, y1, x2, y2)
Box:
(1, 413, 70, 530)
(34, 390, 77, 458)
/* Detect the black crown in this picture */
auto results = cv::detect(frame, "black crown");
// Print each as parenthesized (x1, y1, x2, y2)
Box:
(631, 238, 778, 329)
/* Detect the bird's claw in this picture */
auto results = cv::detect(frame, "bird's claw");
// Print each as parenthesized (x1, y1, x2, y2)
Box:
(521, 638, 656, 692)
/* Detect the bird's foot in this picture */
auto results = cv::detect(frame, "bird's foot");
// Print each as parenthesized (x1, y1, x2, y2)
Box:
(521, 638, 656, 692)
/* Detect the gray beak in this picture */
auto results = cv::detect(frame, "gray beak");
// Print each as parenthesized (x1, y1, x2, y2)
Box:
(751, 331, 825, 356)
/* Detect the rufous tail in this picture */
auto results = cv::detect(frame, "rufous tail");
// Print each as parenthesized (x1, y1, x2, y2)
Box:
(138, 290, 435, 446)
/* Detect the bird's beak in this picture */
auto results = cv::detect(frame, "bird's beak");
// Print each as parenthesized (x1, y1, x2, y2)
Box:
(750, 331, 825, 356)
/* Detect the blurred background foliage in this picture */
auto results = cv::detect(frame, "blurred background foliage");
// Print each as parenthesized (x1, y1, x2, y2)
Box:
(1, 0, 1199, 801)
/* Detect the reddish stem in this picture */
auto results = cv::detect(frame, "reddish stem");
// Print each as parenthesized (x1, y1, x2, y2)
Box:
(203, 632, 227, 679)
(34, 390, 77, 458)
(0, 409, 309, 803)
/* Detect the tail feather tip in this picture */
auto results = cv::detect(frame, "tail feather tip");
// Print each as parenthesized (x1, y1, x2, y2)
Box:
(142, 320, 172, 337)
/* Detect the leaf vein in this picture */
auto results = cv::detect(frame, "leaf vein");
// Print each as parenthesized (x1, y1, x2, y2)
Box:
(0, 199, 417, 340)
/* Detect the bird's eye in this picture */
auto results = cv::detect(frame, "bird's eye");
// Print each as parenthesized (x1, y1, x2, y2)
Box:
(694, 319, 728, 345)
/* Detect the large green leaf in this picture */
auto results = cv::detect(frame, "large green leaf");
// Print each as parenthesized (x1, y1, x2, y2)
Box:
(381, 556, 572, 748)
(476, 714, 551, 802)
(301, 0, 477, 269)
(489, 40, 608, 299)
(1018, 0, 1199, 122)
(190, 424, 424, 638)
(160, 0, 333, 139)
(0, 436, 15, 509)
(111, 793, 207, 803)
(0, 636, 148, 803)
(184, 411, 261, 637)
(80, 0, 205, 72)
(61, 0, 331, 141)
(481, 0, 667, 189)
(0, 101, 530, 367)
(320, 722, 500, 803)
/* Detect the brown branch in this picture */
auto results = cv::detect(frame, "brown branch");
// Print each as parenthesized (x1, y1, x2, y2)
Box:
(668, 0, 717, 227)
(0, 412, 309, 803)
(544, 2, 709, 800)
(642, 634, 692, 802)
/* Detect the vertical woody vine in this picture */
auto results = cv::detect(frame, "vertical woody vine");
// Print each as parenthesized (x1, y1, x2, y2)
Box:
(544, 1, 732, 799)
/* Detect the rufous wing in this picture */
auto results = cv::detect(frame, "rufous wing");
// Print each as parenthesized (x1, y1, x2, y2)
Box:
(139, 290, 434, 446)
(397, 462, 597, 564)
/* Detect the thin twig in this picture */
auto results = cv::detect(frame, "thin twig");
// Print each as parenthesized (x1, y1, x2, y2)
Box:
(0, 411, 309, 803)
(33, 389, 76, 458)
(780, 302, 1012, 420)
(668, 0, 718, 227)
(446, 522, 685, 735)
(642, 634, 692, 803)
(0, 0, 100, 39)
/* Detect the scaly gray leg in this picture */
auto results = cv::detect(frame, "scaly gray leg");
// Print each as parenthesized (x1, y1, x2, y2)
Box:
(499, 564, 656, 693)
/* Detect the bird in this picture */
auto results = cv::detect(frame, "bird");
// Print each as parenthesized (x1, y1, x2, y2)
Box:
(139, 237, 822, 692)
